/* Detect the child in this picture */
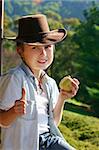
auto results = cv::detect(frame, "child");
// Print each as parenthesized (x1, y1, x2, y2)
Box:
(0, 14, 79, 150)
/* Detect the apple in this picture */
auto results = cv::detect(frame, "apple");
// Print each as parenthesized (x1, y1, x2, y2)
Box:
(59, 76, 72, 92)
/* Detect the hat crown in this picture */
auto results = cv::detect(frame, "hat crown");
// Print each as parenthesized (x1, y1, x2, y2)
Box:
(12, 14, 67, 45)
(18, 14, 50, 38)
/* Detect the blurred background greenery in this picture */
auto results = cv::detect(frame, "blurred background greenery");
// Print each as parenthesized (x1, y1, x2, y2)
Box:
(1, 0, 99, 149)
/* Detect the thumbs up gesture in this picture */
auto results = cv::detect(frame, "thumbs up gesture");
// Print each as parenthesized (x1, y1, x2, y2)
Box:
(14, 88, 27, 116)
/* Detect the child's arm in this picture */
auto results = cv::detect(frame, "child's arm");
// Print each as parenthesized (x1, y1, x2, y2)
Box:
(0, 107, 18, 127)
(53, 93, 65, 126)
(53, 77, 79, 126)
(0, 88, 27, 127)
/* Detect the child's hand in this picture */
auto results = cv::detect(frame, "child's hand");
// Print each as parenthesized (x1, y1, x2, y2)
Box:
(14, 88, 27, 116)
(59, 76, 80, 101)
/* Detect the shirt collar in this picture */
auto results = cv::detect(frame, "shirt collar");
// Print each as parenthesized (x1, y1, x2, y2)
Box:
(20, 62, 34, 78)
(20, 62, 50, 83)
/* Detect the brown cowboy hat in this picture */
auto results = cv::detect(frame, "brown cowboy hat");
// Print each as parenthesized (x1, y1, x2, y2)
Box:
(6, 14, 67, 45)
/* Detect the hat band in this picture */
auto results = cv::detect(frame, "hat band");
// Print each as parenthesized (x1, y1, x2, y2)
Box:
(16, 32, 48, 43)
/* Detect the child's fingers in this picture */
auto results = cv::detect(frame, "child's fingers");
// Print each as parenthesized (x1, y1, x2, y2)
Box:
(73, 78, 80, 85)
(21, 87, 26, 100)
(20, 87, 27, 105)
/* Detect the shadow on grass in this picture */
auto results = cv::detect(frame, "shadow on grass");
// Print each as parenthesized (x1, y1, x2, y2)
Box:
(64, 102, 97, 117)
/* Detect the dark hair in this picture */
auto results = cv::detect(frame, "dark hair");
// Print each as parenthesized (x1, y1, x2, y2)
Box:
(16, 41, 23, 47)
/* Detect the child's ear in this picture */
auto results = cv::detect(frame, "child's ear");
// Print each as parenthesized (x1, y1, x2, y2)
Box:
(16, 47, 22, 55)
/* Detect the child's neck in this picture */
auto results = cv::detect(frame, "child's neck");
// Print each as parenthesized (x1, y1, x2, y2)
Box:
(24, 61, 43, 81)
(31, 69, 42, 81)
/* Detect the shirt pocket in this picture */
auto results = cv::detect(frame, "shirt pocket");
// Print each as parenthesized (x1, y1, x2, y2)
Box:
(21, 100, 36, 120)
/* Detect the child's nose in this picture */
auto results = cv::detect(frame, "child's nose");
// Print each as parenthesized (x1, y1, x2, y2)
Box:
(40, 47, 47, 56)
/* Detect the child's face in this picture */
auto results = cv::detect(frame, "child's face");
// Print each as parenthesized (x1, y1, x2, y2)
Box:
(18, 44, 54, 71)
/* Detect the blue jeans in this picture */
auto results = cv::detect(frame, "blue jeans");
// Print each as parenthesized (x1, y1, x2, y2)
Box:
(39, 132, 76, 150)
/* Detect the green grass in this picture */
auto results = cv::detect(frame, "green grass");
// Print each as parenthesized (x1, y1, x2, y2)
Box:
(59, 110, 99, 150)
(64, 101, 96, 117)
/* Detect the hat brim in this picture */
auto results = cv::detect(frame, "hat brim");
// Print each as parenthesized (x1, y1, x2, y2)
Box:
(5, 28, 67, 46)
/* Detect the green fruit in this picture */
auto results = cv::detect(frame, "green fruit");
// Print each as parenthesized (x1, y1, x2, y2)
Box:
(59, 76, 72, 92)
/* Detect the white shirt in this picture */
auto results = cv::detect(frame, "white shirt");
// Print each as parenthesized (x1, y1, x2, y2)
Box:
(35, 78, 50, 134)
(0, 62, 60, 150)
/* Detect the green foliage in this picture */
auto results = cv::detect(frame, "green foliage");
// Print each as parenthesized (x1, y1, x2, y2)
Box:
(42, 2, 60, 14)
(86, 87, 99, 115)
(72, 2, 99, 112)
(63, 18, 81, 30)
(59, 110, 99, 150)
(4, 13, 16, 37)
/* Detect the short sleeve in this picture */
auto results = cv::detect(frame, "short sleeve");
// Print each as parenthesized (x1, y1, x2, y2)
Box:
(0, 73, 22, 110)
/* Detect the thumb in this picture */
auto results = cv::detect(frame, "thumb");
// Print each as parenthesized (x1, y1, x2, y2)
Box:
(21, 87, 26, 101)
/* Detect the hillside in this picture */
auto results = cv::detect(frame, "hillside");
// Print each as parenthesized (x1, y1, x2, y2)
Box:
(60, 110, 99, 150)
(4, 0, 99, 20)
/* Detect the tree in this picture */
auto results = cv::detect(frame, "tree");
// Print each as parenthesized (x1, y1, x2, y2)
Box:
(72, 2, 99, 115)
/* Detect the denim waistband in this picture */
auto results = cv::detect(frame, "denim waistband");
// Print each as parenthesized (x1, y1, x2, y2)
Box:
(39, 132, 58, 148)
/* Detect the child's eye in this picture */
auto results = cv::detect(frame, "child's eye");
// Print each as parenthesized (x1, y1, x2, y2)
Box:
(45, 45, 52, 49)
(32, 46, 36, 49)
